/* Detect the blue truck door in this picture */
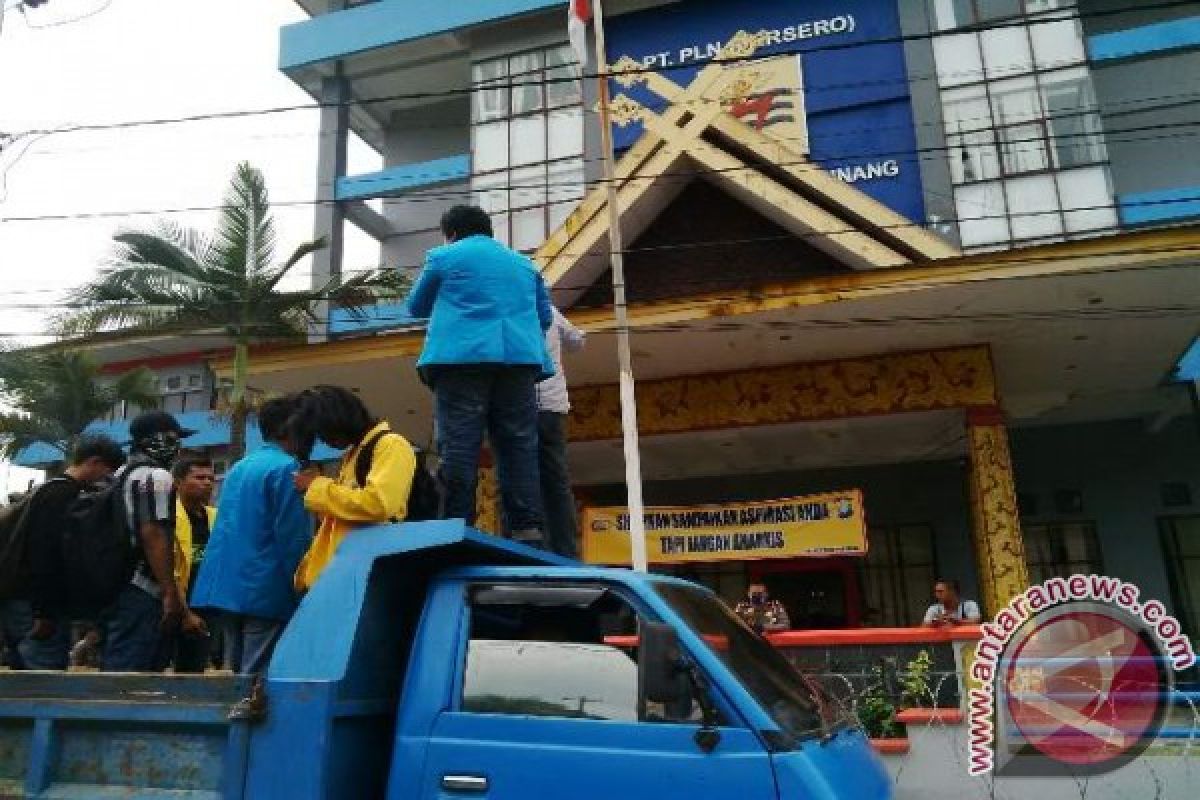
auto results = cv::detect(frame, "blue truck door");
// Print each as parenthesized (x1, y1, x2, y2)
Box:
(416, 582, 778, 800)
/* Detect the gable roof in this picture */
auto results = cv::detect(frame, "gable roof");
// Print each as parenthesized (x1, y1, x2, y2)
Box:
(534, 30, 959, 307)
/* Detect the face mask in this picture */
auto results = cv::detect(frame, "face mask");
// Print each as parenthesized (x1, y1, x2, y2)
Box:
(750, 592, 766, 605)
(138, 433, 181, 467)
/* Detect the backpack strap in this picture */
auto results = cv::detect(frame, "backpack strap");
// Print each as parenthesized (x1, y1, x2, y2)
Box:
(353, 430, 392, 488)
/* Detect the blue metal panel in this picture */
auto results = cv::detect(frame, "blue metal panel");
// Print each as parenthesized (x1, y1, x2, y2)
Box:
(279, 0, 564, 70)
(329, 301, 424, 335)
(335, 155, 471, 201)
(1088, 15, 1200, 62)
(1117, 185, 1200, 226)
(772, 727, 892, 800)
(1174, 337, 1200, 382)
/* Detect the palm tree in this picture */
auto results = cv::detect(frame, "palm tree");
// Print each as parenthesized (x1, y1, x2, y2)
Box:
(59, 162, 398, 459)
(0, 349, 158, 464)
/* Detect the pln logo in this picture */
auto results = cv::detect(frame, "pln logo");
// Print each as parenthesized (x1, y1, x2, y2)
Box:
(718, 54, 809, 154)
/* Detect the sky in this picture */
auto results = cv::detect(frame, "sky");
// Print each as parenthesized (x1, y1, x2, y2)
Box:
(0, 0, 380, 493)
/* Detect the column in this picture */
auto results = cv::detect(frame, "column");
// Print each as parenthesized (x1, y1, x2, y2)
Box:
(309, 71, 349, 343)
(474, 449, 501, 535)
(966, 406, 1030, 617)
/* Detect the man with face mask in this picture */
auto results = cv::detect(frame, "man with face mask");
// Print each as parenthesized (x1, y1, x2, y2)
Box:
(102, 411, 205, 672)
(734, 582, 791, 634)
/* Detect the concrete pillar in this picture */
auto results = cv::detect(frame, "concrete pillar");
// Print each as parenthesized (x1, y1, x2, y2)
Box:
(310, 71, 350, 342)
(475, 448, 501, 535)
(966, 406, 1030, 617)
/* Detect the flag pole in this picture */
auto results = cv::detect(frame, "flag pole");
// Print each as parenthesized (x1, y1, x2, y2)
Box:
(590, 0, 649, 574)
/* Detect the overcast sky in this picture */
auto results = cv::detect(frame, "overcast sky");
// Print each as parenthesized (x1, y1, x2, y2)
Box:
(0, 0, 379, 492)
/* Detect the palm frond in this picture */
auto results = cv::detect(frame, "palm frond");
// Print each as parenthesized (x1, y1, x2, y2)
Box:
(0, 412, 66, 460)
(211, 162, 277, 283)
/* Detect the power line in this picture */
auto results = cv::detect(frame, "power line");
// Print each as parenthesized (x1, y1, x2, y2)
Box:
(3, 1, 1191, 141)
(3, 117, 1199, 225)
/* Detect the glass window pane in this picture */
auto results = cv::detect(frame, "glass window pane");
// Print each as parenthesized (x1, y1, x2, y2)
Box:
(510, 164, 547, 209)
(547, 157, 585, 205)
(1005, 174, 1062, 239)
(982, 26, 1033, 80)
(1031, 18, 1086, 69)
(511, 114, 547, 167)
(1042, 72, 1106, 168)
(548, 107, 584, 160)
(474, 169, 510, 214)
(549, 201, 576, 234)
(472, 59, 510, 123)
(933, 33, 984, 87)
(956, 181, 1010, 246)
(998, 123, 1050, 174)
(943, 85, 999, 182)
(1057, 167, 1116, 233)
(473, 121, 510, 173)
(490, 212, 511, 247)
(930, 0, 976, 30)
(979, 0, 1023, 22)
(512, 207, 545, 251)
(991, 76, 1041, 125)
(510, 52, 544, 114)
(546, 46, 583, 108)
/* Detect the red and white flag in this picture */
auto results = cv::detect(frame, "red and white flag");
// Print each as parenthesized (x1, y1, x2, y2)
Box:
(568, 0, 592, 68)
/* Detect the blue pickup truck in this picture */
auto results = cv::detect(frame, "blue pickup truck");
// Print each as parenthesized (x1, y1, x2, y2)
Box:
(0, 521, 890, 799)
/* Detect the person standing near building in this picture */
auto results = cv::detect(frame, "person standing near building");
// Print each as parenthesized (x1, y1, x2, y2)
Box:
(734, 582, 792, 634)
(0, 434, 126, 670)
(923, 578, 982, 626)
(170, 454, 217, 673)
(405, 205, 554, 545)
(192, 396, 315, 674)
(290, 386, 416, 593)
(103, 411, 205, 672)
(535, 308, 585, 558)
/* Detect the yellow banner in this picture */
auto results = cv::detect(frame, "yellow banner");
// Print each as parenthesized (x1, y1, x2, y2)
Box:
(582, 490, 867, 565)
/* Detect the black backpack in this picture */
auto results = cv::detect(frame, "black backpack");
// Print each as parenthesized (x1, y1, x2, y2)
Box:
(0, 478, 73, 603)
(355, 432, 443, 523)
(60, 467, 140, 614)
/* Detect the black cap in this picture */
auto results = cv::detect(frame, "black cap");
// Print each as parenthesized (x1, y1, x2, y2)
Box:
(128, 410, 196, 442)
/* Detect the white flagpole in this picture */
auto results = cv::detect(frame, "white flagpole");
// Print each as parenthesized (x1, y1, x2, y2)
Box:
(590, 0, 649, 574)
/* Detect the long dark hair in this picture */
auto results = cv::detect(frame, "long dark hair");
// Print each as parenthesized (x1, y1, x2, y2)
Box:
(287, 385, 378, 463)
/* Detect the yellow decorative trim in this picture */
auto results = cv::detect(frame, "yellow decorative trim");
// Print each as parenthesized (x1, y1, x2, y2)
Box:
(568, 346, 997, 442)
(607, 94, 646, 128)
(611, 55, 646, 88)
(967, 421, 1030, 616)
(716, 29, 768, 62)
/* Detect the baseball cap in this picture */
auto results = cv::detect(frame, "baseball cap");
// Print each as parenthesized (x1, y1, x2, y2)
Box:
(128, 410, 197, 442)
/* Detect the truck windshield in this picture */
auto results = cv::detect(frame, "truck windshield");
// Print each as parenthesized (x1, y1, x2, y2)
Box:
(655, 583, 850, 742)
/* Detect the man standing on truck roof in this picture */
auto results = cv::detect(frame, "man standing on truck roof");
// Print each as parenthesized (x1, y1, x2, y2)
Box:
(0, 434, 126, 670)
(405, 205, 554, 546)
(534, 307, 585, 558)
(192, 396, 315, 674)
(102, 411, 207, 672)
(290, 386, 416, 593)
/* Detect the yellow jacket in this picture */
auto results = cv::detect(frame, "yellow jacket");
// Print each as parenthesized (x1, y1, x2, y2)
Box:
(295, 421, 416, 591)
(175, 500, 217, 597)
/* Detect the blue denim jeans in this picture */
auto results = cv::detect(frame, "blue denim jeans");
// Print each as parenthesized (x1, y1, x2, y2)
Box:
(431, 365, 544, 534)
(0, 599, 70, 670)
(102, 585, 168, 672)
(216, 612, 284, 676)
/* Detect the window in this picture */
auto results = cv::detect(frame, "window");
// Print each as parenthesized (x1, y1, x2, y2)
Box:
(860, 525, 937, 627)
(166, 375, 182, 391)
(461, 583, 704, 724)
(188, 374, 202, 388)
(1160, 516, 1200, 640)
(929, 1, 1113, 248)
(1023, 521, 1102, 584)
(471, 45, 586, 251)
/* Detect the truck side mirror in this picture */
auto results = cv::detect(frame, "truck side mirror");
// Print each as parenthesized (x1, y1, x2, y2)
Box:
(638, 621, 691, 708)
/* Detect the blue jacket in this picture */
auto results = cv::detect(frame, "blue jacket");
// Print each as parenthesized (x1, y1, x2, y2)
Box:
(406, 235, 554, 375)
(191, 444, 314, 621)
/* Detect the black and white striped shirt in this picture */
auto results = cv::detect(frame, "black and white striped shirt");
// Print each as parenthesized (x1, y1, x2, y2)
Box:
(117, 463, 176, 598)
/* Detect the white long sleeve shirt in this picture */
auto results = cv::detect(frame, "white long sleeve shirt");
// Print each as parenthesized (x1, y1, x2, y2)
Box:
(536, 308, 586, 414)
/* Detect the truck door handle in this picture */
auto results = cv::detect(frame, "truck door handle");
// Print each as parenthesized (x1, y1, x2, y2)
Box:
(442, 774, 489, 793)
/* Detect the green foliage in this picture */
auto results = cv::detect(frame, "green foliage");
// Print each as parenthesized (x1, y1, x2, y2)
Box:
(57, 162, 396, 457)
(0, 349, 158, 462)
(855, 649, 935, 739)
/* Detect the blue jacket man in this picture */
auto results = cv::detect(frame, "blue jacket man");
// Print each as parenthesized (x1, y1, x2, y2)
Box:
(405, 205, 553, 545)
(191, 396, 313, 674)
